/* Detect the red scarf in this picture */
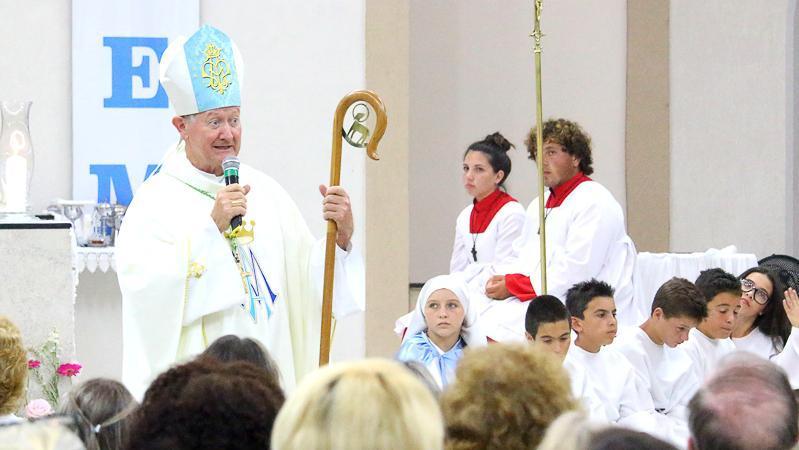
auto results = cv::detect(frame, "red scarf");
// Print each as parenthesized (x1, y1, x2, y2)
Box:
(469, 189, 517, 233)
(545, 172, 592, 208)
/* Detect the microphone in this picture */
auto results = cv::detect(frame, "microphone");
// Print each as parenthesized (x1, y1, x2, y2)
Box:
(222, 156, 242, 229)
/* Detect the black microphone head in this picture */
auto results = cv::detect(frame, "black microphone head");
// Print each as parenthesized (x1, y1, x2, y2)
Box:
(222, 156, 240, 171)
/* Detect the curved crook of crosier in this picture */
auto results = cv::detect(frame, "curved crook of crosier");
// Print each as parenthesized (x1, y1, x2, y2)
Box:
(332, 89, 388, 163)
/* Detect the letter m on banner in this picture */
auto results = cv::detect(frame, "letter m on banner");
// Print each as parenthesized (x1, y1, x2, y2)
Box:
(103, 37, 168, 108)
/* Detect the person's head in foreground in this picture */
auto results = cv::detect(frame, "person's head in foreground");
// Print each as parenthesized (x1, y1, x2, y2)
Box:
(565, 279, 617, 353)
(588, 427, 678, 450)
(201, 334, 281, 386)
(525, 118, 593, 188)
(396, 274, 485, 388)
(462, 132, 514, 200)
(640, 277, 707, 347)
(59, 378, 137, 450)
(0, 315, 27, 418)
(734, 266, 790, 348)
(538, 411, 680, 450)
(0, 416, 85, 450)
(126, 358, 285, 450)
(441, 344, 576, 449)
(271, 358, 443, 450)
(525, 294, 571, 361)
(688, 352, 798, 450)
(694, 268, 742, 339)
(160, 24, 245, 176)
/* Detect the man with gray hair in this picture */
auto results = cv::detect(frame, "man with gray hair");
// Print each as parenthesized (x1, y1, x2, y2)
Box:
(688, 352, 798, 450)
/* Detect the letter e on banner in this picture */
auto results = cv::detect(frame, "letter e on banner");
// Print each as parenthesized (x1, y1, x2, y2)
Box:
(103, 37, 168, 108)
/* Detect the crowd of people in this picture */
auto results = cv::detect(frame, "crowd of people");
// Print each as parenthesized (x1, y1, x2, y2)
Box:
(2, 23, 799, 449)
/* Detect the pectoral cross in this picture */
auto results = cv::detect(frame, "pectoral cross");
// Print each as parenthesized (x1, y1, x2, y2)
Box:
(471, 244, 477, 262)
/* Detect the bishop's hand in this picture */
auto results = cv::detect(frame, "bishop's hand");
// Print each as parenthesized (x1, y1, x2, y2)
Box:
(211, 184, 251, 233)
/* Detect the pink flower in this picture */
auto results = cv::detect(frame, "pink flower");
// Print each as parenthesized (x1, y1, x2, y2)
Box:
(56, 363, 82, 377)
(25, 399, 54, 418)
(27, 359, 41, 369)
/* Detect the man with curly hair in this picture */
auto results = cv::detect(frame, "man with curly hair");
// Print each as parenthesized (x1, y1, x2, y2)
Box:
(484, 118, 638, 327)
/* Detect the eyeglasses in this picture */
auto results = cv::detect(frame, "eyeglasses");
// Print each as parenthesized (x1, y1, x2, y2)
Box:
(741, 278, 770, 305)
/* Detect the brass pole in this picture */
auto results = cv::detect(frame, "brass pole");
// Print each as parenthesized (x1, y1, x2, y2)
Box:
(531, 0, 547, 294)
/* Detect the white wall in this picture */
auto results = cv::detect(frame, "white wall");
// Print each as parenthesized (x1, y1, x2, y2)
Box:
(670, 0, 795, 259)
(408, 0, 628, 282)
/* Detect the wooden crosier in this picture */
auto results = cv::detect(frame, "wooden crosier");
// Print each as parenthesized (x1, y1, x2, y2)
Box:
(319, 90, 387, 366)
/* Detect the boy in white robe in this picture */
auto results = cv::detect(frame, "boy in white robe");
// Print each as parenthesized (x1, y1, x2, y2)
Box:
(679, 268, 741, 384)
(524, 294, 607, 422)
(611, 277, 707, 447)
(562, 279, 659, 434)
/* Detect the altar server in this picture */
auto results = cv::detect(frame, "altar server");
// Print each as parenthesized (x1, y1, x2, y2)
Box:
(396, 274, 486, 389)
(611, 277, 707, 447)
(680, 268, 741, 383)
(562, 280, 658, 433)
(116, 25, 363, 398)
(484, 119, 638, 326)
(524, 295, 607, 422)
(450, 132, 525, 282)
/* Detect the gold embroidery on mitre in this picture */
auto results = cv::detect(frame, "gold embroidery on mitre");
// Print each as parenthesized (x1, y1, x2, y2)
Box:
(201, 43, 232, 95)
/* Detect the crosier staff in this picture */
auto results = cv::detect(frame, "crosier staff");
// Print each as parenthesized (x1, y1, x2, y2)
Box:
(531, 0, 548, 294)
(319, 90, 387, 366)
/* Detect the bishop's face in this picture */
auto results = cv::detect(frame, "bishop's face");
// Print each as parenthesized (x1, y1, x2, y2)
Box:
(174, 106, 242, 176)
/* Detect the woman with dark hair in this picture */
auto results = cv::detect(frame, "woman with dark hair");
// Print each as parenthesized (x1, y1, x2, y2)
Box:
(450, 132, 525, 280)
(201, 334, 281, 386)
(732, 267, 791, 354)
(59, 378, 138, 450)
(126, 358, 285, 450)
(732, 266, 799, 387)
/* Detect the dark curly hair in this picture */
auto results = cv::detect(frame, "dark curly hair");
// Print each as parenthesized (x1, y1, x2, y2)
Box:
(126, 358, 285, 450)
(525, 118, 594, 175)
(565, 279, 615, 319)
(464, 132, 515, 187)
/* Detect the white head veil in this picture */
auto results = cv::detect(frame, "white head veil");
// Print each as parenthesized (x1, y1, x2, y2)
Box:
(401, 274, 486, 347)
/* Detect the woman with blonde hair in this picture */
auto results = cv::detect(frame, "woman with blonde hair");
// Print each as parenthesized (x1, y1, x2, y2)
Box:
(0, 315, 27, 425)
(441, 344, 576, 449)
(271, 358, 444, 450)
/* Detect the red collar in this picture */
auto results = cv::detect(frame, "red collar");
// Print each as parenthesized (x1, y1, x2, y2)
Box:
(545, 172, 591, 208)
(470, 189, 516, 233)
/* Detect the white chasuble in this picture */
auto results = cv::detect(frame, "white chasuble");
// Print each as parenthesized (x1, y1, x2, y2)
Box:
(117, 142, 363, 398)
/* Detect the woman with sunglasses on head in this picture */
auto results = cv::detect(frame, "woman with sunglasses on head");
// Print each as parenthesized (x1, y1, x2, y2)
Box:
(732, 266, 799, 387)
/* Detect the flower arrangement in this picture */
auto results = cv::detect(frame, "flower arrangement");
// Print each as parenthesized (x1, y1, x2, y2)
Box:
(26, 329, 81, 413)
